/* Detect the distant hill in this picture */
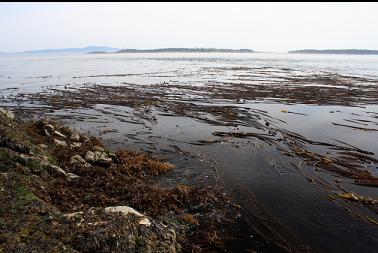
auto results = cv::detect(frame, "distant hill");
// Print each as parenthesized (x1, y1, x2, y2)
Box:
(289, 49, 378, 55)
(86, 51, 109, 54)
(112, 48, 255, 54)
(18, 46, 120, 55)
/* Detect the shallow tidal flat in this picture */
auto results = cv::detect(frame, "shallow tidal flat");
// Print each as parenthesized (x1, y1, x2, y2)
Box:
(1, 53, 378, 252)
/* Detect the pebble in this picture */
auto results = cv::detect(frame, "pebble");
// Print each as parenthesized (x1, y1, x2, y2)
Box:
(67, 173, 80, 179)
(44, 124, 55, 132)
(63, 211, 84, 219)
(70, 142, 82, 148)
(48, 165, 67, 176)
(70, 132, 80, 141)
(53, 139, 67, 147)
(44, 129, 51, 136)
(53, 130, 66, 139)
(38, 144, 48, 148)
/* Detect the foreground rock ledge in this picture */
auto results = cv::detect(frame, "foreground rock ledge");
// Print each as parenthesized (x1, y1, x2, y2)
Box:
(0, 107, 233, 252)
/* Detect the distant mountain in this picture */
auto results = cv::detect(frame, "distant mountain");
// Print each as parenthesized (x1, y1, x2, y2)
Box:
(18, 46, 120, 55)
(112, 48, 255, 54)
(289, 49, 378, 55)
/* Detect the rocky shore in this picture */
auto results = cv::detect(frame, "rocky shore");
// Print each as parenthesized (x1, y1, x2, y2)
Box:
(0, 108, 239, 252)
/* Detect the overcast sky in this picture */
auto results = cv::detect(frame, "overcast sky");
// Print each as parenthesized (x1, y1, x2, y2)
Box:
(1, 2, 378, 52)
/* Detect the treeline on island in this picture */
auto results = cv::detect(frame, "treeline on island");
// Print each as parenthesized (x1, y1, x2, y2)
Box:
(88, 48, 255, 54)
(289, 49, 378, 55)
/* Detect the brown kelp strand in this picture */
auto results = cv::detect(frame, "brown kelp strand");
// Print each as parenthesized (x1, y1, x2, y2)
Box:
(332, 122, 378, 132)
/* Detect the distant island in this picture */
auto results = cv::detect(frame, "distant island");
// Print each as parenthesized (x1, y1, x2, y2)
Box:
(88, 48, 255, 54)
(21, 46, 120, 55)
(0, 46, 120, 55)
(0, 47, 255, 56)
(289, 49, 378, 55)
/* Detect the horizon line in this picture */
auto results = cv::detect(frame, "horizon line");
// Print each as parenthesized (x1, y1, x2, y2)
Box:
(1, 46, 378, 54)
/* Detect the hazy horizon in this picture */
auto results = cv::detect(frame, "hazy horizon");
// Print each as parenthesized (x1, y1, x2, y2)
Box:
(1, 2, 378, 52)
(3, 46, 378, 55)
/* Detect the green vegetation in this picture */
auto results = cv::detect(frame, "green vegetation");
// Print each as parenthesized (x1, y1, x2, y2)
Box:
(14, 182, 38, 203)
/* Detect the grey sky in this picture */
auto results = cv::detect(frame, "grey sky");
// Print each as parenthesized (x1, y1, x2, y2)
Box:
(1, 2, 378, 52)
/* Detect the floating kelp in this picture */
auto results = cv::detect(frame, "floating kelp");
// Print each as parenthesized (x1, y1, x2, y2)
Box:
(211, 128, 378, 190)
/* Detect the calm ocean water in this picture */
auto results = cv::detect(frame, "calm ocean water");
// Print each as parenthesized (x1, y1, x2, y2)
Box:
(1, 52, 378, 91)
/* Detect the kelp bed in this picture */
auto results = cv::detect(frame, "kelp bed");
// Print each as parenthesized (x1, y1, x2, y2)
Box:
(2, 68, 378, 251)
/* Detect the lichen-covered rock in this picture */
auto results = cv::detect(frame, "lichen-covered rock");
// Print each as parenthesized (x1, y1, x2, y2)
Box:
(0, 107, 15, 120)
(104, 206, 151, 226)
(70, 132, 80, 141)
(84, 151, 96, 163)
(70, 155, 91, 168)
(84, 150, 112, 167)
(96, 151, 112, 166)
